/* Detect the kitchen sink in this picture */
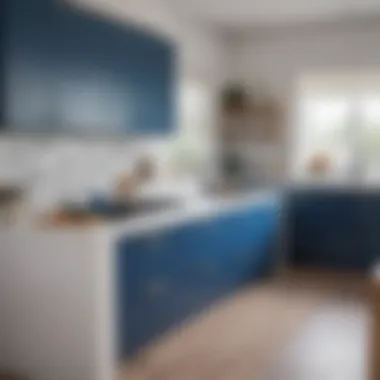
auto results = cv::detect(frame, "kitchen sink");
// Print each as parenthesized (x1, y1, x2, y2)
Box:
(62, 197, 181, 221)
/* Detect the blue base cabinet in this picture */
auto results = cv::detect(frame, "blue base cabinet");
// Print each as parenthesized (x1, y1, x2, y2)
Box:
(288, 191, 379, 271)
(116, 199, 279, 359)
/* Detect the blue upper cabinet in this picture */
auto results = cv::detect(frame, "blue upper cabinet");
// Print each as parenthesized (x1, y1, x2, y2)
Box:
(58, 7, 175, 135)
(1, 0, 176, 135)
(5, 0, 61, 131)
(58, 7, 129, 134)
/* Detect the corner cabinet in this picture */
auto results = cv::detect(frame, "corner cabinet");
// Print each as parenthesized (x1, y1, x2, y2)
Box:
(116, 198, 279, 358)
(288, 191, 378, 271)
(0, 0, 176, 135)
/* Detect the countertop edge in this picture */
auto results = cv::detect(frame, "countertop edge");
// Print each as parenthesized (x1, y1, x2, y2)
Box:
(106, 191, 279, 241)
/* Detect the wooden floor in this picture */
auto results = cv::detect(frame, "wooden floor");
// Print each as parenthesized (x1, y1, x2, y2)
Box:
(119, 271, 370, 380)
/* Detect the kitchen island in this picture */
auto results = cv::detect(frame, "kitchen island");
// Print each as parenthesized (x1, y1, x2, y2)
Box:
(0, 191, 279, 380)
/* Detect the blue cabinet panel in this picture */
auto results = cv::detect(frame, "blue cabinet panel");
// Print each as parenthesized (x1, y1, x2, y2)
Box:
(356, 195, 380, 267)
(57, 8, 121, 133)
(215, 203, 277, 285)
(117, 231, 179, 357)
(1, 0, 175, 135)
(116, 237, 142, 357)
(117, 199, 279, 359)
(169, 220, 224, 322)
(5, 0, 61, 130)
(58, 8, 175, 134)
(289, 192, 376, 271)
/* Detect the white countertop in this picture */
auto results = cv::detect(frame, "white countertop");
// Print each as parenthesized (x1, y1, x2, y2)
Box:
(3, 188, 278, 242)
(105, 190, 278, 241)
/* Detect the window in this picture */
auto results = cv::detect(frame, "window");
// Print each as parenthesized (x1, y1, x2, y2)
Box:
(293, 72, 380, 185)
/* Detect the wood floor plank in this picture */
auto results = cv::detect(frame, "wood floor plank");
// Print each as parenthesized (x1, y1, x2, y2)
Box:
(119, 274, 369, 380)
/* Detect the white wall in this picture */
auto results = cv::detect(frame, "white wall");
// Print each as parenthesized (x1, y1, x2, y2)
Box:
(0, 0, 226, 210)
(224, 17, 380, 174)
(0, 138, 172, 210)
(227, 17, 380, 105)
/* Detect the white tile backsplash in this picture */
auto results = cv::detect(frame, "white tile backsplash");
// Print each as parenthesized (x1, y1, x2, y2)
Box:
(0, 136, 171, 211)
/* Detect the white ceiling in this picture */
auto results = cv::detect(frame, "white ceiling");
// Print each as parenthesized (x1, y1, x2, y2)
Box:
(164, 0, 380, 27)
